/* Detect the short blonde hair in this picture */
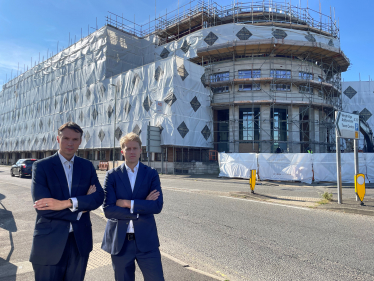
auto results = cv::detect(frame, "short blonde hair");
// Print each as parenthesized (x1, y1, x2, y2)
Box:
(120, 132, 142, 149)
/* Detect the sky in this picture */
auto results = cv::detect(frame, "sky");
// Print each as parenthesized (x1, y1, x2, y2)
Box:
(0, 0, 373, 88)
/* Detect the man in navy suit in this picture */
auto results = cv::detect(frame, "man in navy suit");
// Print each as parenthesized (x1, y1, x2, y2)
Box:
(30, 122, 104, 281)
(101, 132, 164, 281)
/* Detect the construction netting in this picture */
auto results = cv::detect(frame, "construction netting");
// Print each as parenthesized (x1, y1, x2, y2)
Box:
(219, 152, 373, 183)
(342, 81, 374, 150)
(0, 25, 213, 152)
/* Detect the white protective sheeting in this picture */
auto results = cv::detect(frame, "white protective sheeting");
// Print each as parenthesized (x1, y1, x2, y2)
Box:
(258, 153, 313, 183)
(149, 23, 340, 64)
(0, 26, 213, 152)
(342, 81, 374, 150)
(219, 153, 373, 183)
(218, 153, 257, 179)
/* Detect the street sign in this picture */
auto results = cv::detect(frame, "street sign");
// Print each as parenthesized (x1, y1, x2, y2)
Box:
(335, 111, 359, 139)
(355, 174, 365, 203)
(147, 125, 161, 153)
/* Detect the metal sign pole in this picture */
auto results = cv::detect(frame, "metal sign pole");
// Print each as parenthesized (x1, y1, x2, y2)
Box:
(336, 135, 342, 204)
(354, 138, 359, 201)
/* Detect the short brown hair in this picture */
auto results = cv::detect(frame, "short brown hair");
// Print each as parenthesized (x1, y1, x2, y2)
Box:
(120, 132, 142, 149)
(58, 122, 83, 137)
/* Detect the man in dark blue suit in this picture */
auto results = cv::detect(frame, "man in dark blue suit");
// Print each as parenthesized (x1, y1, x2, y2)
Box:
(102, 132, 164, 281)
(30, 122, 104, 281)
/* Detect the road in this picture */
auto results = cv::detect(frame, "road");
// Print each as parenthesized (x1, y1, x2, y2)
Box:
(1, 166, 374, 280)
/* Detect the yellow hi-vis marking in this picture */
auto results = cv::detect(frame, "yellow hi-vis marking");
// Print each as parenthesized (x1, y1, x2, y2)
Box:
(249, 169, 256, 191)
(355, 174, 365, 202)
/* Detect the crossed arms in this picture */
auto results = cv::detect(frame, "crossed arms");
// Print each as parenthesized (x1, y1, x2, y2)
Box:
(102, 169, 163, 220)
(32, 161, 104, 222)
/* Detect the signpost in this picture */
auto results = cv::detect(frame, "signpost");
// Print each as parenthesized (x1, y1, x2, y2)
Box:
(147, 123, 163, 173)
(335, 111, 359, 204)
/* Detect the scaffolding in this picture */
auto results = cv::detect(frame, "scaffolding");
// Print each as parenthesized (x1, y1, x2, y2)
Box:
(105, 0, 346, 154)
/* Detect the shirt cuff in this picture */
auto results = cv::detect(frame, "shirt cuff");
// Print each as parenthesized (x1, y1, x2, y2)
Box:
(130, 200, 134, 213)
(77, 212, 83, 220)
(69, 198, 78, 212)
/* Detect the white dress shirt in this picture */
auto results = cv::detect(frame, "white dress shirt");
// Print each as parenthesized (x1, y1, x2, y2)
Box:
(124, 161, 139, 233)
(58, 152, 82, 232)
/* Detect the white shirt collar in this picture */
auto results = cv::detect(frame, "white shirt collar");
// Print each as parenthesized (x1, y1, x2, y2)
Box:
(58, 151, 75, 165)
(124, 161, 139, 172)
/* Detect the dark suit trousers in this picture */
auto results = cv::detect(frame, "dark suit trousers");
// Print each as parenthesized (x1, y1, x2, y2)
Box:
(111, 237, 164, 281)
(32, 233, 89, 281)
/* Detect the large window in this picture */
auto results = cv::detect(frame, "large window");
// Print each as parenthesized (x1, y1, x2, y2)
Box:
(270, 69, 291, 78)
(210, 72, 230, 82)
(211, 86, 229, 93)
(239, 108, 260, 141)
(238, 69, 261, 79)
(271, 108, 288, 152)
(299, 71, 313, 80)
(215, 109, 229, 153)
(238, 83, 261, 91)
(270, 84, 291, 91)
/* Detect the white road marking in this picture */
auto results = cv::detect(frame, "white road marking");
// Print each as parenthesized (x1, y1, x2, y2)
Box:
(219, 195, 312, 211)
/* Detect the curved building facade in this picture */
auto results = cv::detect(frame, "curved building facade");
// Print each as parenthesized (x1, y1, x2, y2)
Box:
(0, 1, 349, 169)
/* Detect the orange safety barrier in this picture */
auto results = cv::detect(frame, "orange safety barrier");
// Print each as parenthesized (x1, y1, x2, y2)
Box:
(209, 150, 218, 161)
(99, 162, 109, 171)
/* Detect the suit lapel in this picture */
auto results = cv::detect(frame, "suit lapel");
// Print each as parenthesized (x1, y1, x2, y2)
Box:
(52, 153, 70, 199)
(119, 164, 133, 195)
(71, 156, 82, 197)
(132, 163, 145, 198)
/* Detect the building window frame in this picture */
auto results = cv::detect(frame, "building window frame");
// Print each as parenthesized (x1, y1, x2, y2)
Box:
(238, 83, 261, 91)
(210, 72, 230, 83)
(270, 83, 291, 91)
(211, 86, 229, 93)
(238, 69, 261, 79)
(270, 69, 291, 79)
(299, 71, 314, 80)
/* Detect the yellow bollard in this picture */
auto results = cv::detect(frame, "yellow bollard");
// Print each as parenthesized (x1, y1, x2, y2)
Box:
(249, 169, 256, 193)
(354, 174, 365, 206)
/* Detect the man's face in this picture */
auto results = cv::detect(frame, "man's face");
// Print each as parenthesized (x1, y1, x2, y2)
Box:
(121, 140, 141, 165)
(57, 128, 82, 160)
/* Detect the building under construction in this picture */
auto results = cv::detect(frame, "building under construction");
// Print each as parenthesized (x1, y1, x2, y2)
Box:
(0, 0, 350, 172)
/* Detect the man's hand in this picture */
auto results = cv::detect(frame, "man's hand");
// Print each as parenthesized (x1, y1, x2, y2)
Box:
(34, 198, 70, 211)
(146, 190, 160, 201)
(87, 185, 96, 195)
(116, 199, 131, 208)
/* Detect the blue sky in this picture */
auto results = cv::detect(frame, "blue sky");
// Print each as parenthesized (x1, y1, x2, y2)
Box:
(1, 0, 373, 87)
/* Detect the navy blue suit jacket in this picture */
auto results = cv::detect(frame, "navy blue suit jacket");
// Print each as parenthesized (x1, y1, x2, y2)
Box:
(29, 153, 104, 265)
(101, 162, 163, 255)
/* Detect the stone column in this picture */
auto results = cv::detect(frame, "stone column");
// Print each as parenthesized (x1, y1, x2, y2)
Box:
(319, 110, 327, 153)
(5, 153, 9, 165)
(260, 105, 271, 153)
(308, 107, 315, 153)
(32, 152, 38, 159)
(288, 105, 300, 153)
(45, 151, 52, 157)
(21, 152, 26, 158)
(229, 105, 239, 153)
(11, 153, 16, 164)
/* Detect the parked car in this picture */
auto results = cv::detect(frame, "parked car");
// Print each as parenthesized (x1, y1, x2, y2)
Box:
(10, 159, 37, 178)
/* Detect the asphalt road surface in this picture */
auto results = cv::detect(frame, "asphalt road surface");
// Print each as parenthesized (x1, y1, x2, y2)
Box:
(1, 166, 374, 280)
